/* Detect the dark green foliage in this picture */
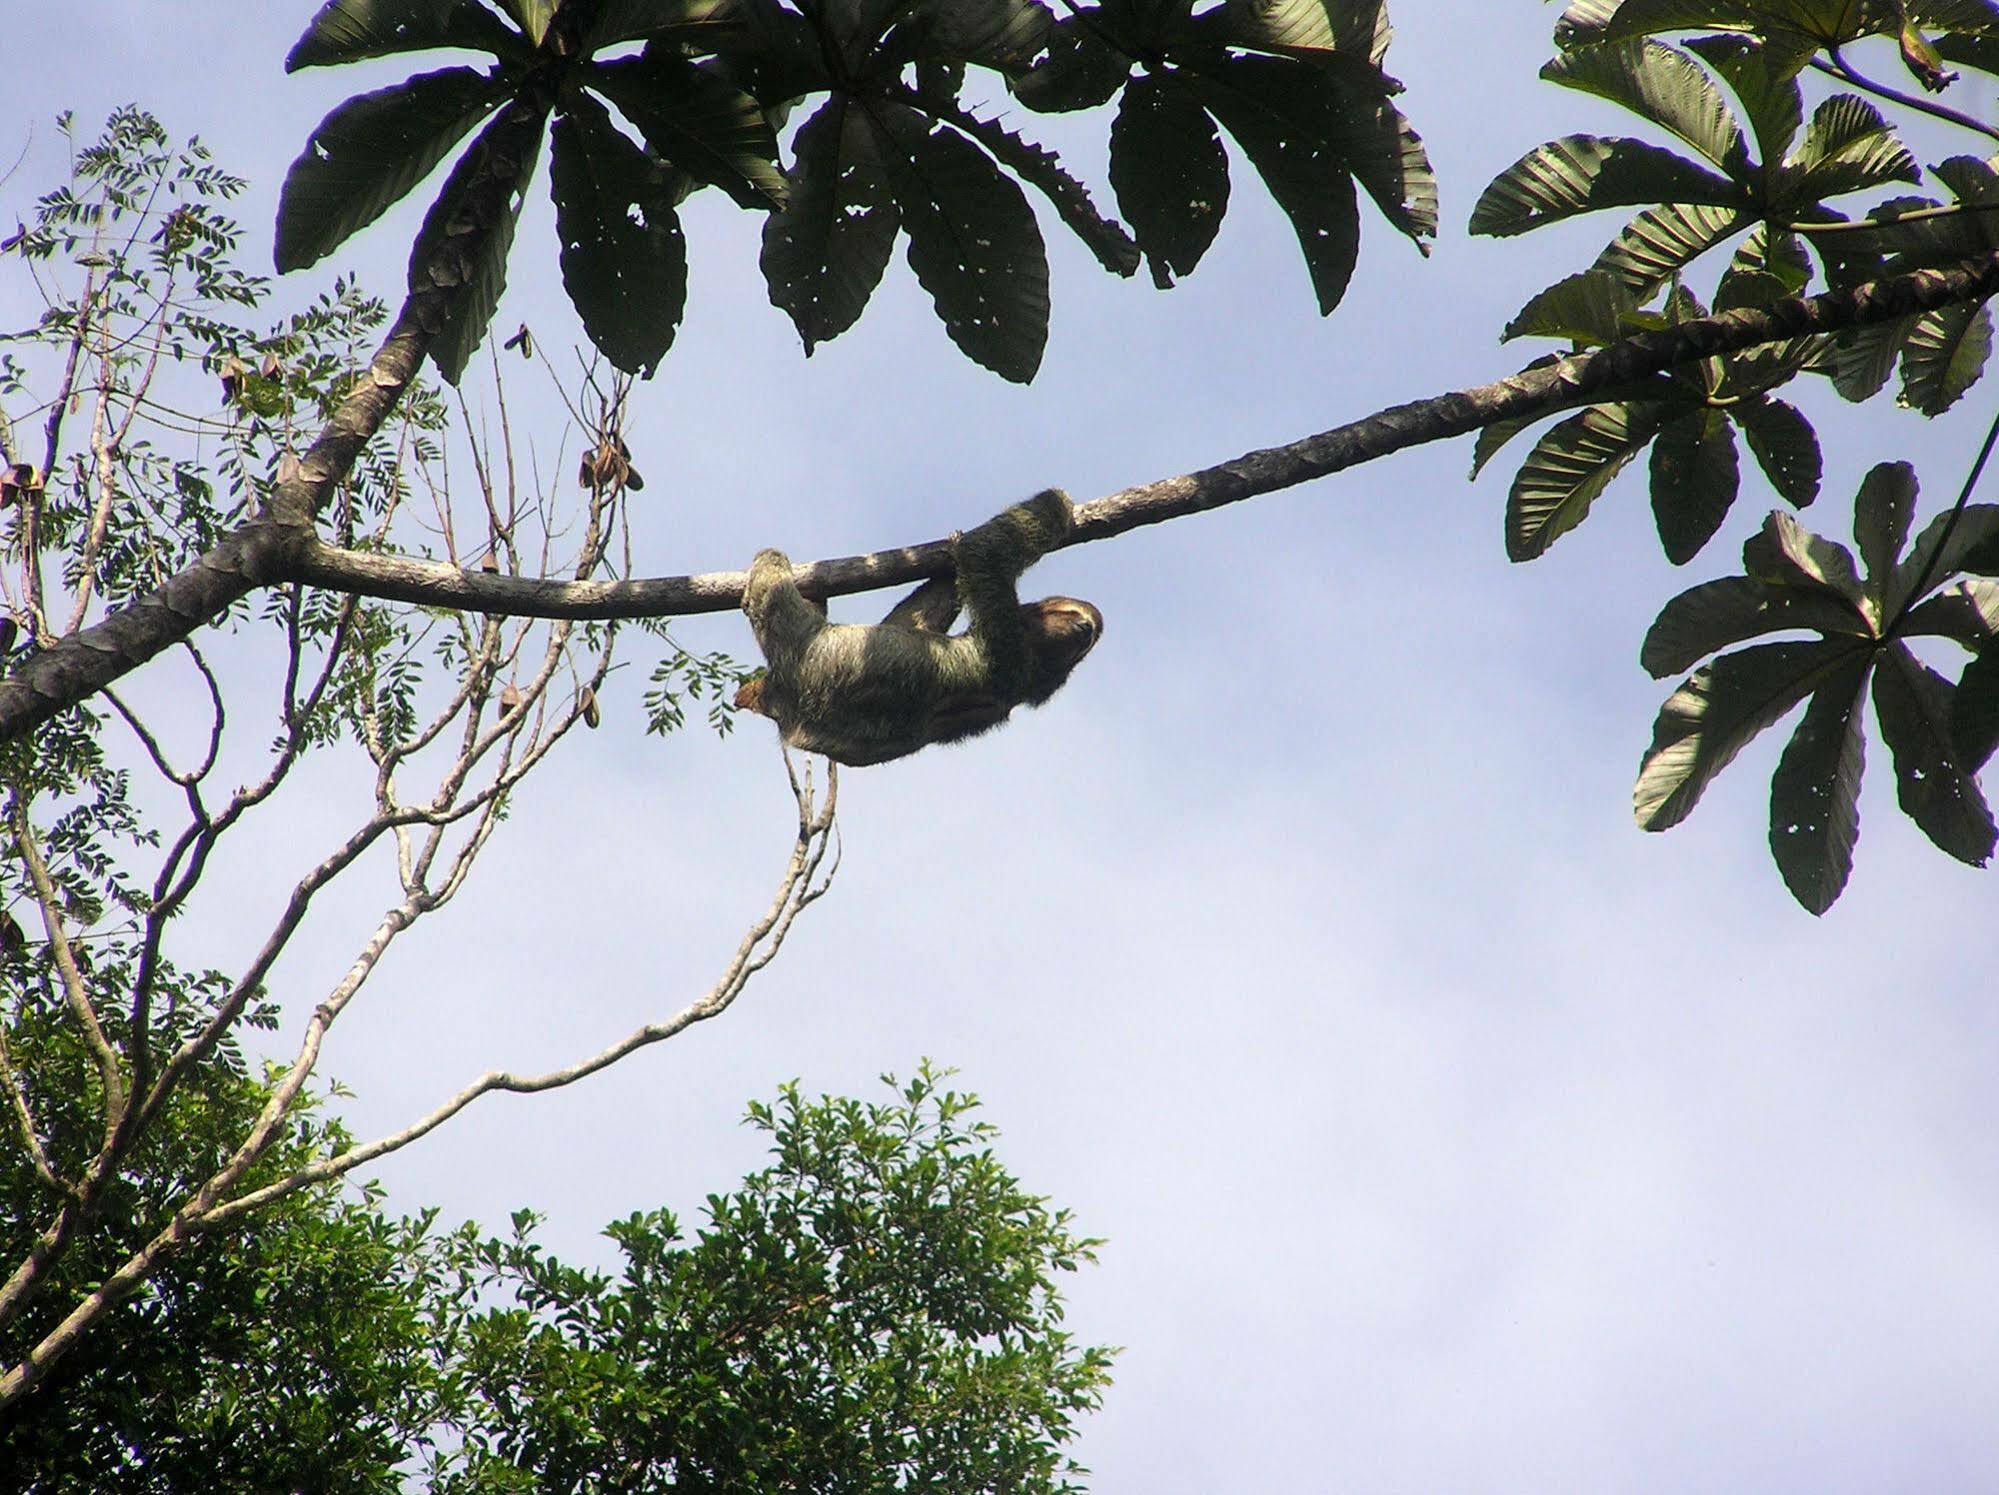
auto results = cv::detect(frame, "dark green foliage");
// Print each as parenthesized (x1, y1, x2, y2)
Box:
(437, 1068, 1113, 1494)
(0, 1063, 1111, 1494)
(760, 98, 901, 350)
(1635, 469, 1999, 910)
(0, 1070, 458, 1493)
(550, 95, 689, 377)
(277, 0, 1437, 381)
(1471, 7, 1999, 577)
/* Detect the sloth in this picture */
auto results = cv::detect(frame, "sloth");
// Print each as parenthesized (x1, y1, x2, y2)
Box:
(735, 489, 1102, 767)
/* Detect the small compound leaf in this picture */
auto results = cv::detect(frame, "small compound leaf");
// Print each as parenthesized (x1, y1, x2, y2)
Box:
(1110, 72, 1230, 287)
(1635, 638, 1859, 832)
(1011, 15, 1131, 112)
(287, 0, 533, 70)
(1192, 63, 1363, 314)
(276, 67, 504, 272)
(870, 103, 1049, 382)
(1900, 300, 1993, 415)
(1769, 651, 1871, 913)
(1642, 574, 1871, 678)
(1872, 642, 1997, 864)
(1469, 135, 1740, 238)
(1502, 269, 1638, 345)
(408, 115, 543, 383)
(1595, 199, 1749, 294)
(1507, 401, 1662, 561)
(1951, 640, 1999, 768)
(1853, 458, 1917, 586)
(591, 54, 785, 210)
(1732, 395, 1820, 507)
(1650, 405, 1741, 564)
(1826, 313, 1915, 401)
(1541, 38, 1746, 169)
(549, 96, 686, 376)
(760, 97, 899, 352)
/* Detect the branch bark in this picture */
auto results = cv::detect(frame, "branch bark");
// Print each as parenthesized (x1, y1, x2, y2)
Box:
(6, 251, 1998, 741)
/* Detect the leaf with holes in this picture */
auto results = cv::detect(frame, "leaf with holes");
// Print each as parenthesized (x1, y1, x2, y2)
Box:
(1192, 64, 1362, 314)
(1732, 396, 1820, 508)
(1110, 73, 1229, 288)
(1852, 459, 1917, 585)
(1636, 637, 1861, 831)
(550, 96, 686, 377)
(591, 54, 785, 211)
(1872, 643, 1997, 864)
(1768, 652, 1871, 913)
(1641, 575, 1870, 678)
(1651, 405, 1741, 564)
(276, 67, 506, 272)
(761, 98, 900, 352)
(870, 103, 1049, 383)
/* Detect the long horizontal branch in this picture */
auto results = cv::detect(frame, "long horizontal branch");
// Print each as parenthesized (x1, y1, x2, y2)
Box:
(6, 251, 1998, 740)
(284, 252, 1999, 620)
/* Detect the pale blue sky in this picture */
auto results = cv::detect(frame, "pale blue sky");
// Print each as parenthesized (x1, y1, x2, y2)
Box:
(7, 4, 1999, 1489)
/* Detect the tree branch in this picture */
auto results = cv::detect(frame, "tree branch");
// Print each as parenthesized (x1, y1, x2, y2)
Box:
(260, 251, 1999, 620)
(6, 251, 1999, 739)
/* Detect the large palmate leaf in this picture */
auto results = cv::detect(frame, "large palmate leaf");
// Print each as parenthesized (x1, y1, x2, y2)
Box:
(761, 97, 900, 351)
(276, 67, 507, 272)
(1110, 73, 1231, 288)
(407, 116, 543, 383)
(549, 95, 687, 376)
(1506, 401, 1663, 560)
(1470, 135, 1742, 238)
(869, 102, 1050, 382)
(591, 53, 785, 210)
(1827, 313, 1917, 401)
(1542, 38, 1745, 168)
(287, 0, 533, 70)
(1768, 652, 1870, 912)
(1633, 465, 1999, 908)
